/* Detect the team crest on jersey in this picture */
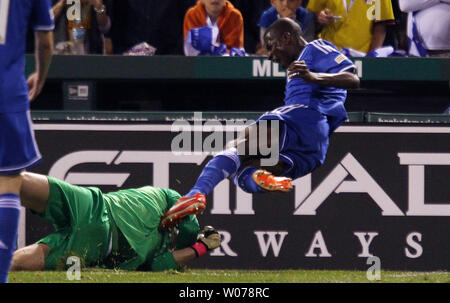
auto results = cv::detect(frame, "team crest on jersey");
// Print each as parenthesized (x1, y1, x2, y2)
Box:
(334, 54, 347, 64)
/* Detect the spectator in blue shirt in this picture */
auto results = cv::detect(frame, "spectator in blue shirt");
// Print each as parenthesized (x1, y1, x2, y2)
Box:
(257, 0, 315, 55)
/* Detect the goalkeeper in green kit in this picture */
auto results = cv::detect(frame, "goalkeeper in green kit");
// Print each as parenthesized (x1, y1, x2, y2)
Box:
(10, 172, 219, 272)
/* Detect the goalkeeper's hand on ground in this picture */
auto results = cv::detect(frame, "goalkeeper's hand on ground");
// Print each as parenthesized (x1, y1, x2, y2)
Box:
(190, 226, 222, 257)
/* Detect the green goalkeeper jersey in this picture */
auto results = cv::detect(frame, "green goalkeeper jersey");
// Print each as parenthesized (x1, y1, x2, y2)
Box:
(103, 186, 199, 270)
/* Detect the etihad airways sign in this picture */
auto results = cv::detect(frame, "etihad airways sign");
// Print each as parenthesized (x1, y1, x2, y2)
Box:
(31, 123, 450, 218)
(46, 149, 450, 217)
(28, 123, 449, 270)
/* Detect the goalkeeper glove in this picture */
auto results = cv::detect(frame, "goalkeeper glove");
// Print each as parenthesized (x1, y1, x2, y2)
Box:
(190, 226, 222, 257)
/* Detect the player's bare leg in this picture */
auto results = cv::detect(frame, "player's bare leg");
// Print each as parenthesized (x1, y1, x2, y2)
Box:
(0, 174, 23, 282)
(19, 172, 50, 215)
(10, 243, 50, 271)
(0, 175, 22, 195)
(8, 173, 50, 271)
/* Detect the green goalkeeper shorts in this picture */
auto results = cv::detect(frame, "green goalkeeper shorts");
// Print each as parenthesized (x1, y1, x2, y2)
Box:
(35, 177, 112, 270)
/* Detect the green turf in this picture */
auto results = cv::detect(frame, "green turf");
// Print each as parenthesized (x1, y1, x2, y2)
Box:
(8, 269, 450, 283)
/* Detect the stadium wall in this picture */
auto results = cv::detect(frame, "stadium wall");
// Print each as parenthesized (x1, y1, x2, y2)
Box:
(27, 56, 450, 114)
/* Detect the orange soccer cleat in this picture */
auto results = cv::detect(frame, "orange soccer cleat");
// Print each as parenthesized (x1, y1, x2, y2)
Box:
(159, 192, 207, 231)
(252, 169, 293, 192)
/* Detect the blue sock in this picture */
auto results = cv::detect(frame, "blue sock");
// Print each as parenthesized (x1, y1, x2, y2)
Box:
(0, 194, 21, 283)
(234, 167, 266, 193)
(187, 149, 241, 197)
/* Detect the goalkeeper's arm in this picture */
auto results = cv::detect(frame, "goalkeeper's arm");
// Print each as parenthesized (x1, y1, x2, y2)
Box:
(150, 226, 222, 271)
(175, 226, 222, 266)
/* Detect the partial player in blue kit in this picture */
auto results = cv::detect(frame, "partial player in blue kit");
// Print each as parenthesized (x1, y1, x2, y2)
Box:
(255, 37, 358, 180)
(159, 18, 360, 230)
(0, 0, 54, 283)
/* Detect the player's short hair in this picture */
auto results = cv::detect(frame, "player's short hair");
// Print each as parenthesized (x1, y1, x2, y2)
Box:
(264, 18, 303, 43)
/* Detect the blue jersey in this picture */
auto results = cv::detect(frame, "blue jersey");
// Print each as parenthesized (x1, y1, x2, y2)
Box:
(285, 39, 356, 132)
(258, 6, 313, 32)
(0, 0, 54, 113)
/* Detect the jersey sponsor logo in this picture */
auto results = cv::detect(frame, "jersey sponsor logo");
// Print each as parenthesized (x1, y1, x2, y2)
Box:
(334, 54, 347, 64)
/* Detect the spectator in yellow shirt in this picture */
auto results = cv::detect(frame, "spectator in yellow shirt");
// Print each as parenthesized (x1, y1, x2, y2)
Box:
(307, 0, 396, 53)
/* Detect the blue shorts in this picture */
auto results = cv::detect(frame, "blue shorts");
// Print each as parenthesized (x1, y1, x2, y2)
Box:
(0, 111, 41, 175)
(256, 104, 330, 180)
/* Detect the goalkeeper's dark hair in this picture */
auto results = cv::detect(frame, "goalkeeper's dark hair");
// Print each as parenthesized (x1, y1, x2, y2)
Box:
(264, 17, 303, 44)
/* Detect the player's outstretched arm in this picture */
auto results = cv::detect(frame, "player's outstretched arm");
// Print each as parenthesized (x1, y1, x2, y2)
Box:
(28, 31, 54, 101)
(287, 60, 360, 89)
(173, 226, 222, 267)
(151, 226, 222, 271)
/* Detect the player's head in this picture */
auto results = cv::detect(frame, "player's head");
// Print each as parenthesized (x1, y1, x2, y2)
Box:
(201, 0, 226, 19)
(263, 18, 306, 69)
(271, 0, 302, 19)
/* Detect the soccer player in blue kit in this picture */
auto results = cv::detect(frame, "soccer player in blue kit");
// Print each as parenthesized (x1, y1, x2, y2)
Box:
(160, 18, 360, 230)
(0, 0, 54, 282)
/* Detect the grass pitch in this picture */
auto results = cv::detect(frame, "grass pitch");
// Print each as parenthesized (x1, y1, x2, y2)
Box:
(8, 269, 449, 283)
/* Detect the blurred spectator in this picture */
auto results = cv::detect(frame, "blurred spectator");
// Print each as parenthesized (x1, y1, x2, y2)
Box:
(52, 0, 111, 54)
(307, 0, 396, 53)
(257, 0, 315, 55)
(383, 0, 408, 51)
(183, 0, 245, 56)
(229, 0, 271, 54)
(399, 0, 450, 57)
(104, 0, 195, 55)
